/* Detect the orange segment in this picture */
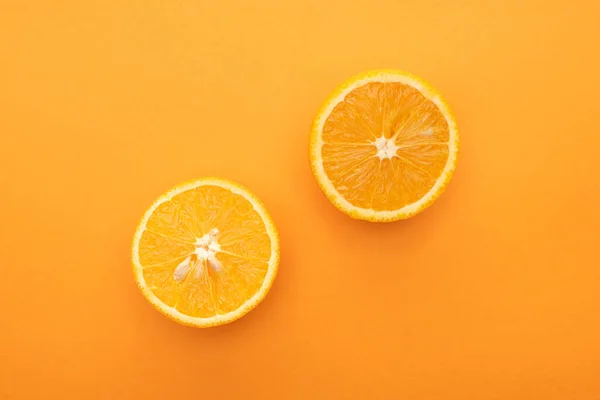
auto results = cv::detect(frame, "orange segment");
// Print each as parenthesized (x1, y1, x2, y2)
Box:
(310, 70, 460, 221)
(137, 231, 195, 268)
(211, 253, 268, 314)
(131, 178, 279, 327)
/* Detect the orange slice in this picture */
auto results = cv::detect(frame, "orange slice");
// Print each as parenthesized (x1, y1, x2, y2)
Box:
(310, 70, 459, 221)
(131, 178, 279, 327)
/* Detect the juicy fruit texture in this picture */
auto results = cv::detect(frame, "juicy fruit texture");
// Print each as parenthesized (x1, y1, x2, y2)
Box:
(310, 70, 459, 221)
(322, 83, 450, 210)
(132, 178, 279, 327)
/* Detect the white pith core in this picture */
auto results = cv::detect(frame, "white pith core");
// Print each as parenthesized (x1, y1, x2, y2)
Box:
(173, 228, 222, 282)
(374, 135, 400, 160)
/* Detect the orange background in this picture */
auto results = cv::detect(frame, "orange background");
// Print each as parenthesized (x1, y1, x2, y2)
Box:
(1, 0, 600, 399)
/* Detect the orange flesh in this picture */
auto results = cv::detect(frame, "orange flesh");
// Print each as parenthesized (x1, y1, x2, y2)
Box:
(138, 185, 271, 317)
(321, 82, 450, 211)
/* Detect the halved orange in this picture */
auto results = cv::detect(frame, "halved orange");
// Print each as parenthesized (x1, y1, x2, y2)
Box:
(131, 178, 279, 327)
(310, 70, 459, 221)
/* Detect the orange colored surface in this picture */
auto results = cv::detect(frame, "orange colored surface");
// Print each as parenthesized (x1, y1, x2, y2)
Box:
(1, 0, 600, 398)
